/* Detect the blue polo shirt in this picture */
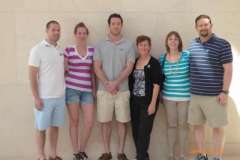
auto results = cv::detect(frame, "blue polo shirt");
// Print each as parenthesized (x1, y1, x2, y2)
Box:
(188, 34, 233, 96)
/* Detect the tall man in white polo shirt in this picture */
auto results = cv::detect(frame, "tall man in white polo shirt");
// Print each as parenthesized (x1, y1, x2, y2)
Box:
(28, 20, 65, 160)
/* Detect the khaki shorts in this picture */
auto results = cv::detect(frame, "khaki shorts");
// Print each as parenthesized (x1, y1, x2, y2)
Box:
(97, 90, 130, 123)
(188, 95, 228, 128)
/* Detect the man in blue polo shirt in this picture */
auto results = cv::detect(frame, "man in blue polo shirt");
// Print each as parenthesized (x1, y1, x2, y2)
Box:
(188, 15, 233, 160)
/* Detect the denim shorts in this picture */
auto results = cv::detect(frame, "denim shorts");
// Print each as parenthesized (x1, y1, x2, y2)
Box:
(34, 96, 65, 131)
(66, 88, 94, 105)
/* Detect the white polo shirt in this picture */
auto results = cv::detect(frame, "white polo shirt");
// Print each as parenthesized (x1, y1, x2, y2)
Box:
(28, 40, 65, 99)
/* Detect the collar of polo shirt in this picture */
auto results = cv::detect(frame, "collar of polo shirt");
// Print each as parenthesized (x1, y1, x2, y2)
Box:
(41, 39, 58, 48)
(106, 35, 125, 44)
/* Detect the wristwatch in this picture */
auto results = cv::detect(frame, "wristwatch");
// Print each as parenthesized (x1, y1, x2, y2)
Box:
(221, 90, 229, 95)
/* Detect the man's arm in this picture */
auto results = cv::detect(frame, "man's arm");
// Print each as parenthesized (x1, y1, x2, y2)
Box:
(218, 62, 233, 105)
(29, 66, 43, 110)
(113, 43, 135, 87)
(222, 63, 232, 91)
(93, 60, 109, 88)
(114, 60, 134, 86)
(106, 60, 134, 94)
(108, 43, 135, 91)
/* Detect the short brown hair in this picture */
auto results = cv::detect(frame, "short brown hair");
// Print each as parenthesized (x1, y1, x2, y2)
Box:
(74, 22, 89, 35)
(136, 35, 151, 46)
(165, 31, 183, 52)
(108, 13, 123, 25)
(46, 20, 59, 29)
(195, 14, 212, 25)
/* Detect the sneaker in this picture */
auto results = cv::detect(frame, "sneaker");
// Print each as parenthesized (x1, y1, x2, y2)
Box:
(73, 153, 83, 160)
(193, 154, 208, 160)
(98, 153, 112, 160)
(117, 153, 128, 160)
(79, 152, 88, 160)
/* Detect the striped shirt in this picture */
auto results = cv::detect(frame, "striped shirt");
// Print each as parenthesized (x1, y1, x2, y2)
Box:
(64, 45, 94, 92)
(188, 34, 233, 96)
(159, 51, 190, 101)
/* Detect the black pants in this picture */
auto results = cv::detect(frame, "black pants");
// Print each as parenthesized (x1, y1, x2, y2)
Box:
(130, 96, 157, 160)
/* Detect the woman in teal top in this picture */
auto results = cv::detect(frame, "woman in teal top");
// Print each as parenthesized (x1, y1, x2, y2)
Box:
(159, 31, 190, 160)
(159, 50, 190, 101)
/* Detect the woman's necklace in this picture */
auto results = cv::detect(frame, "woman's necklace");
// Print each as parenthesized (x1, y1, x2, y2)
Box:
(169, 62, 179, 75)
(167, 53, 181, 75)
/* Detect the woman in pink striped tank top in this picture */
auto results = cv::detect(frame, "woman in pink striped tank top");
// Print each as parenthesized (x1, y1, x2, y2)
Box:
(64, 22, 96, 160)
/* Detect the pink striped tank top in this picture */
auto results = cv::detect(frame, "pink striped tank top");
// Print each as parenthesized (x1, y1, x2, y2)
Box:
(64, 45, 94, 92)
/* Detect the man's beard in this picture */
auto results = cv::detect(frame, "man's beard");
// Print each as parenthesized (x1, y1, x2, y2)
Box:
(200, 30, 209, 37)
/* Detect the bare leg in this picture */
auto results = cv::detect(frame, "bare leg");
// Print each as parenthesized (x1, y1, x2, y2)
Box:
(49, 126, 59, 158)
(67, 104, 80, 154)
(80, 104, 94, 152)
(194, 125, 205, 154)
(36, 130, 46, 159)
(212, 127, 225, 158)
(117, 122, 127, 153)
(101, 122, 112, 153)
